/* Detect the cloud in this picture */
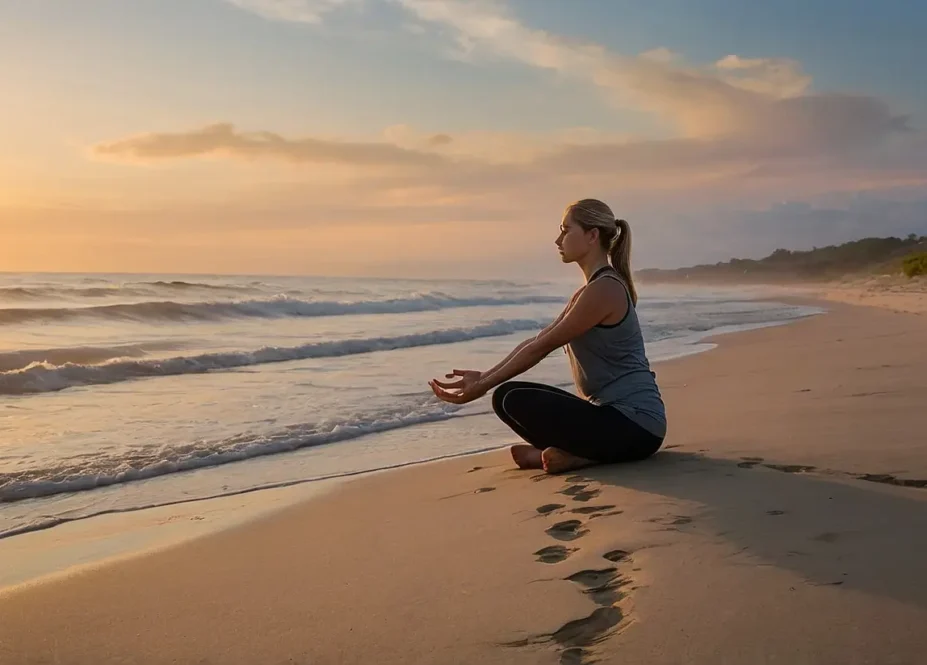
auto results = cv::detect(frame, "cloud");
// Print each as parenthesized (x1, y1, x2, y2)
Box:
(426, 133, 453, 146)
(713, 54, 811, 98)
(223, 0, 355, 24)
(91, 122, 445, 168)
(197, 0, 917, 174)
(89, 118, 927, 215)
(396, 0, 909, 150)
(380, 124, 635, 164)
(128, 1, 913, 191)
(224, 0, 908, 156)
(79, 0, 926, 274)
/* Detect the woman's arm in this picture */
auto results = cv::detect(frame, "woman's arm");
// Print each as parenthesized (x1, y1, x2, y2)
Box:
(475, 280, 618, 393)
(482, 338, 531, 378)
(480, 290, 580, 376)
(429, 284, 622, 404)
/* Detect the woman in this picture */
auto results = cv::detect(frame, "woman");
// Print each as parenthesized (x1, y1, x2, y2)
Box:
(428, 198, 666, 474)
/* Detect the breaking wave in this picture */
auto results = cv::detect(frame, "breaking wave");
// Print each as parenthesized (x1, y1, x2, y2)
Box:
(0, 396, 464, 506)
(0, 293, 562, 325)
(0, 318, 546, 394)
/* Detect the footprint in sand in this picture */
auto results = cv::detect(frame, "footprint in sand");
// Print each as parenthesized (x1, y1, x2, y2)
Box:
(537, 503, 565, 515)
(739, 458, 821, 475)
(602, 549, 630, 562)
(467, 466, 484, 473)
(551, 606, 625, 649)
(546, 519, 589, 542)
(558, 484, 603, 501)
(534, 544, 576, 564)
(566, 568, 619, 587)
(765, 463, 817, 474)
(571, 489, 601, 503)
(559, 647, 588, 665)
(857, 473, 927, 489)
(474, 487, 496, 494)
(591, 510, 625, 519)
(569, 505, 616, 515)
(517, 541, 636, 662)
(566, 567, 631, 607)
(648, 515, 693, 528)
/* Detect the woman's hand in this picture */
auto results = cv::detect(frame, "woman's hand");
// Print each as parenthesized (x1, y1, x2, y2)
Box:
(428, 369, 487, 404)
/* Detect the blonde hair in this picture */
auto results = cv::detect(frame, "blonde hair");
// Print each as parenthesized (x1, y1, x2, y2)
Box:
(565, 198, 637, 306)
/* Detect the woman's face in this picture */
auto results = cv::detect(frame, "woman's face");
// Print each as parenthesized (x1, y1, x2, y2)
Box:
(555, 213, 594, 263)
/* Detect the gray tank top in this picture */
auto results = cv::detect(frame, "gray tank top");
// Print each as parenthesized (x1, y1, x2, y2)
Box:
(565, 268, 667, 438)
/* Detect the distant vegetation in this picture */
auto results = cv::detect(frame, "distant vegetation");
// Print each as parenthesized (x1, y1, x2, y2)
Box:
(902, 252, 927, 278)
(638, 235, 927, 284)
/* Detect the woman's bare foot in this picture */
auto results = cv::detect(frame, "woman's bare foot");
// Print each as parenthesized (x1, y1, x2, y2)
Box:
(541, 447, 596, 474)
(510, 444, 543, 469)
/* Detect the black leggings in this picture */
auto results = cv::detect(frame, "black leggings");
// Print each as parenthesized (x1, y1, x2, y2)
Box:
(491, 381, 664, 463)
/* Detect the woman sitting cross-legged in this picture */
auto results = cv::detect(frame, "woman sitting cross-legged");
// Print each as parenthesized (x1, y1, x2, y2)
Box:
(428, 198, 667, 475)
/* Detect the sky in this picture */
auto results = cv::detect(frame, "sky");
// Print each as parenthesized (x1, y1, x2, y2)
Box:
(2, 0, 926, 278)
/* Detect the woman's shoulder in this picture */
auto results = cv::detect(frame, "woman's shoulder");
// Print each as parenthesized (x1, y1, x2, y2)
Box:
(567, 286, 585, 306)
(586, 273, 630, 303)
(568, 274, 629, 313)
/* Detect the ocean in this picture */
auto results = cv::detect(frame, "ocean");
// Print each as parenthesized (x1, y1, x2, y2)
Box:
(0, 272, 822, 539)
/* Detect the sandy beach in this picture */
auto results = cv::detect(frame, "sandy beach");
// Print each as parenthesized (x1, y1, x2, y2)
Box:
(802, 274, 927, 315)
(2, 291, 926, 665)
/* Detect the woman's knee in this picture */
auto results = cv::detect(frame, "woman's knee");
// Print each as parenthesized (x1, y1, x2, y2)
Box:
(491, 381, 520, 415)
(491, 381, 540, 416)
(496, 383, 544, 421)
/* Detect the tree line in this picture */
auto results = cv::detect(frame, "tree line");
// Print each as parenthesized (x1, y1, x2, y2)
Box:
(637, 235, 927, 284)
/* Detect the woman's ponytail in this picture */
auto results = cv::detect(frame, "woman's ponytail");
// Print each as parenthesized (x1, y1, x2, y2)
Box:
(609, 219, 637, 306)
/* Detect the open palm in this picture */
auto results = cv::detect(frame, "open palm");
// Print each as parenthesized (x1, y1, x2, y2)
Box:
(429, 369, 485, 404)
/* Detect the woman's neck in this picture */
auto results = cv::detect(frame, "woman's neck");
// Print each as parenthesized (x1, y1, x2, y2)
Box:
(579, 256, 611, 283)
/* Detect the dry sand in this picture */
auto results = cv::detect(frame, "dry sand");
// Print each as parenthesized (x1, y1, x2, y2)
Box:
(2, 293, 926, 665)
(798, 274, 927, 315)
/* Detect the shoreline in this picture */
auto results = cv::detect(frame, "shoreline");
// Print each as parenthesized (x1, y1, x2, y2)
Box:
(640, 274, 927, 314)
(0, 291, 820, 509)
(2, 290, 926, 663)
(0, 296, 825, 588)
